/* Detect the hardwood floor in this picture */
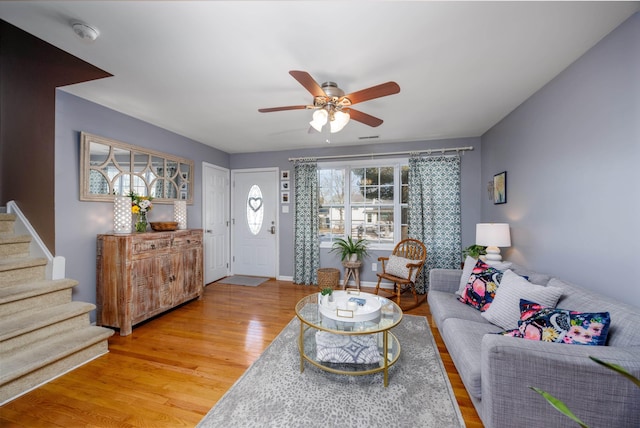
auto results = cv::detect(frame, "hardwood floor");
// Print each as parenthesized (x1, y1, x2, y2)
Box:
(0, 280, 483, 427)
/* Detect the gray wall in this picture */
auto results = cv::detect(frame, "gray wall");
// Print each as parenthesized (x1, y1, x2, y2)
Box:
(53, 11, 639, 314)
(53, 89, 482, 317)
(481, 12, 639, 307)
(230, 137, 482, 283)
(54, 91, 229, 316)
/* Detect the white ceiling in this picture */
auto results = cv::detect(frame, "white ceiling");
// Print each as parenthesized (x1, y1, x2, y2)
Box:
(1, 1, 638, 154)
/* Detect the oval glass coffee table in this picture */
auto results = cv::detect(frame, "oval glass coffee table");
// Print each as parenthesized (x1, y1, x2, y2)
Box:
(294, 289, 403, 386)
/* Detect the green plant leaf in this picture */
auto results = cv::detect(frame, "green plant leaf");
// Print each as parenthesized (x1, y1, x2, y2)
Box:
(589, 357, 640, 388)
(329, 236, 369, 261)
(462, 244, 486, 259)
(529, 387, 590, 428)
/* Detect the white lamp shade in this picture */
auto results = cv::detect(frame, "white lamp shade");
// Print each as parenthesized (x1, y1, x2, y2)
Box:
(174, 200, 187, 230)
(330, 110, 350, 133)
(309, 109, 328, 132)
(113, 196, 132, 234)
(476, 223, 511, 247)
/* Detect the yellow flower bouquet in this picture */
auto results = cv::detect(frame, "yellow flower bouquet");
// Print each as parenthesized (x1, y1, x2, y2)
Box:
(129, 192, 153, 232)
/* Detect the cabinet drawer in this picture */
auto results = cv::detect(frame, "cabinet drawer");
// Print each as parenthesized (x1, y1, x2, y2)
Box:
(132, 237, 172, 254)
(173, 233, 202, 248)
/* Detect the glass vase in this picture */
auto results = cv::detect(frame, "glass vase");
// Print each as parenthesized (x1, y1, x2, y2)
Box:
(135, 212, 148, 232)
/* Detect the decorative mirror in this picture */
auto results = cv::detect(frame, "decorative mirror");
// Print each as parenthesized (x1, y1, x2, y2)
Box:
(80, 132, 194, 204)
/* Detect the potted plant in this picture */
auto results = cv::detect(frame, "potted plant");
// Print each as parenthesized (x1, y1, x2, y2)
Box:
(330, 236, 369, 262)
(462, 244, 486, 260)
(320, 287, 333, 305)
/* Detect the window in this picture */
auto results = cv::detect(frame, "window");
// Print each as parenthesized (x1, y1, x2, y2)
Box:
(318, 160, 409, 248)
(246, 185, 264, 235)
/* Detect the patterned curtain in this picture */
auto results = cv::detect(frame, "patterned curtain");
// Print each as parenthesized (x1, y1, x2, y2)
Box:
(408, 155, 461, 293)
(89, 168, 109, 194)
(293, 160, 320, 285)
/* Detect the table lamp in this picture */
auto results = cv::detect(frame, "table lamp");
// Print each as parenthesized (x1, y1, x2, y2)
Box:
(476, 223, 511, 264)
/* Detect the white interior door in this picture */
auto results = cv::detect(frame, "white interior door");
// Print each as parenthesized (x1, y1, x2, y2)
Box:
(203, 163, 229, 283)
(231, 169, 278, 277)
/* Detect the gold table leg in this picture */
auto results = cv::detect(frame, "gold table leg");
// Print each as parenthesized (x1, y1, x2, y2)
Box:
(383, 330, 389, 387)
(299, 321, 305, 373)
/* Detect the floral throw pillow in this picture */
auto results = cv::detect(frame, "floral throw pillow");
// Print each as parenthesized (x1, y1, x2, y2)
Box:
(502, 299, 611, 346)
(457, 259, 504, 311)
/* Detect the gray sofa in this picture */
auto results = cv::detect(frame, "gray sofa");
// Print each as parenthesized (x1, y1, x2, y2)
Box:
(428, 264, 640, 428)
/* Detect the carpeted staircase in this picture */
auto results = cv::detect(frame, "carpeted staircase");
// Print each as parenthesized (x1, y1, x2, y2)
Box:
(0, 212, 114, 405)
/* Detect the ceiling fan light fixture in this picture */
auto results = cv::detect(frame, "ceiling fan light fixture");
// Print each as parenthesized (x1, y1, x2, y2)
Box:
(259, 71, 398, 135)
(330, 110, 350, 133)
(309, 108, 328, 132)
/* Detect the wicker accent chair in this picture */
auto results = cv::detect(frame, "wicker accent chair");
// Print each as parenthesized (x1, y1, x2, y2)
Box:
(374, 239, 427, 305)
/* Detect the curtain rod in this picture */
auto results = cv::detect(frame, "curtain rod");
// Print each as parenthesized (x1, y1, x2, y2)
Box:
(288, 145, 474, 162)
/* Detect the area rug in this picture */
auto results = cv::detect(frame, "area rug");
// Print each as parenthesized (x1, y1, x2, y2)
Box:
(197, 315, 464, 428)
(215, 275, 269, 287)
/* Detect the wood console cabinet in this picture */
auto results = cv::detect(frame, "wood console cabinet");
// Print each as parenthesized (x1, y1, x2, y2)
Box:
(96, 229, 204, 336)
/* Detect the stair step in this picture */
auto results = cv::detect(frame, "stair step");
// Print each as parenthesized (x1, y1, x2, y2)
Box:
(0, 326, 114, 404)
(0, 257, 47, 287)
(0, 279, 77, 318)
(0, 214, 16, 235)
(0, 234, 31, 258)
(0, 301, 97, 356)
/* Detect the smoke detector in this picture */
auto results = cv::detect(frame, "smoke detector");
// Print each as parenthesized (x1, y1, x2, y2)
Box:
(72, 22, 99, 42)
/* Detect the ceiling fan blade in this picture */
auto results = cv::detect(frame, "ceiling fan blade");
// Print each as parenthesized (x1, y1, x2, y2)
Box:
(347, 108, 384, 127)
(289, 70, 326, 98)
(258, 105, 309, 113)
(342, 82, 400, 105)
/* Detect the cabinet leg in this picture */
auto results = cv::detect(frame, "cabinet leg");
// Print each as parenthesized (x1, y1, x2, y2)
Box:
(119, 325, 132, 336)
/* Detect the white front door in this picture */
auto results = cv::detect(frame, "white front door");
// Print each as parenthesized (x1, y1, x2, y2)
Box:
(203, 163, 229, 283)
(231, 168, 278, 277)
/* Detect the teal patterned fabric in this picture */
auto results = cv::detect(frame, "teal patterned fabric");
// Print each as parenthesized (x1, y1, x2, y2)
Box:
(293, 161, 320, 285)
(408, 155, 461, 293)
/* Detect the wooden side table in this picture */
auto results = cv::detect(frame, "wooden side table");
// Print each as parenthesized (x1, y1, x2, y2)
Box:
(342, 260, 362, 289)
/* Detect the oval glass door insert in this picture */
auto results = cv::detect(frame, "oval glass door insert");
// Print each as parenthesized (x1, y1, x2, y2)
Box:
(246, 185, 264, 235)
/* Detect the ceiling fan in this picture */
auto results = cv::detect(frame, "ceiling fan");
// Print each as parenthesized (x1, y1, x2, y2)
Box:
(258, 70, 400, 133)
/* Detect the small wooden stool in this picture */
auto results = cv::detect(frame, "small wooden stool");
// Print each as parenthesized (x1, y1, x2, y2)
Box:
(342, 260, 362, 289)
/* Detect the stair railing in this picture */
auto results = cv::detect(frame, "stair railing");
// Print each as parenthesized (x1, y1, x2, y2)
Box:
(6, 201, 65, 280)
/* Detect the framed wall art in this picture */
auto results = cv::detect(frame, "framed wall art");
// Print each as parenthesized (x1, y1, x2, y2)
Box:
(493, 171, 507, 204)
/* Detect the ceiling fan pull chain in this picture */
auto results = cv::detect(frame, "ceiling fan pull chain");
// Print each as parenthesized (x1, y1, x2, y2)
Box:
(325, 119, 331, 144)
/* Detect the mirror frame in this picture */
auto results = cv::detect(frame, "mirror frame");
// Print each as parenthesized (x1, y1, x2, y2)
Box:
(80, 132, 194, 204)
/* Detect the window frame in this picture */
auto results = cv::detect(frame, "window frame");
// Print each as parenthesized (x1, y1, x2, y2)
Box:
(318, 158, 408, 251)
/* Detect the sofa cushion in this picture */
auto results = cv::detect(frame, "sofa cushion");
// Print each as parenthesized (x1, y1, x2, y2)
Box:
(503, 300, 611, 346)
(429, 268, 464, 293)
(481, 270, 564, 330)
(458, 259, 504, 311)
(428, 290, 487, 329)
(441, 318, 503, 399)
(456, 256, 477, 295)
(550, 278, 640, 347)
(508, 262, 551, 286)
